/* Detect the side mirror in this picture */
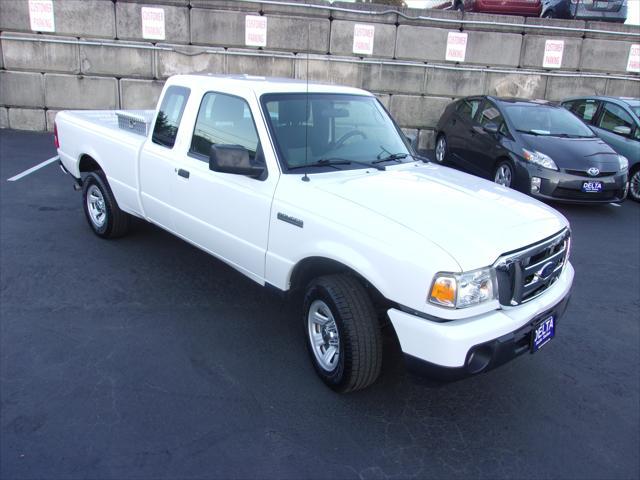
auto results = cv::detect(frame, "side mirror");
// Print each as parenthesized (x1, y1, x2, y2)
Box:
(209, 144, 265, 179)
(402, 131, 419, 150)
(612, 125, 631, 136)
(483, 123, 499, 134)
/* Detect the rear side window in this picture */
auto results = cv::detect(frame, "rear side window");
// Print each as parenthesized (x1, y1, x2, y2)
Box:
(190, 92, 260, 161)
(571, 99, 600, 123)
(152, 86, 190, 148)
(598, 103, 635, 137)
(457, 99, 481, 120)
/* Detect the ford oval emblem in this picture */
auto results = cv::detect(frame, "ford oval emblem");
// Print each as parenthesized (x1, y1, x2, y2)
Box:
(536, 261, 557, 280)
(587, 167, 600, 177)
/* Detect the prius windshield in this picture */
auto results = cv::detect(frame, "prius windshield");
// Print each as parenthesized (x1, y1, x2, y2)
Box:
(505, 104, 596, 138)
(261, 93, 412, 172)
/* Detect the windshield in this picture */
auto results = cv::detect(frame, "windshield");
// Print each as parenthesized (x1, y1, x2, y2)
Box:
(261, 93, 412, 172)
(505, 105, 596, 137)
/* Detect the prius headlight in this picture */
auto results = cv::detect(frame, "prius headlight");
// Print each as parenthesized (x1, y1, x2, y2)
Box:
(618, 155, 629, 172)
(522, 149, 558, 171)
(429, 267, 498, 309)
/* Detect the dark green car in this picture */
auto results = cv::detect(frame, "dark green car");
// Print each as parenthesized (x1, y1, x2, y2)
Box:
(561, 96, 640, 202)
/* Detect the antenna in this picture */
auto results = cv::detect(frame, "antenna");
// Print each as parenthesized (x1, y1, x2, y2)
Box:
(302, 22, 311, 183)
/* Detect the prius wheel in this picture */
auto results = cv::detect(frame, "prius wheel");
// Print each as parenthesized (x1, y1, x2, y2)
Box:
(435, 134, 449, 164)
(629, 167, 640, 202)
(303, 274, 382, 393)
(494, 161, 513, 188)
(82, 172, 130, 238)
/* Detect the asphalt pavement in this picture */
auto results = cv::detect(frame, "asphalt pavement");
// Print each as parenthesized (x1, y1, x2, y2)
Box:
(1, 129, 638, 479)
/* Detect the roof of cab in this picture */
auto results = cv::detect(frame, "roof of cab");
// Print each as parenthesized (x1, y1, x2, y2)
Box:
(166, 74, 374, 97)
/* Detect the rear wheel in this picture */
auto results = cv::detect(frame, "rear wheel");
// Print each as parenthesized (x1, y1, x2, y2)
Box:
(628, 166, 640, 202)
(82, 172, 131, 238)
(542, 9, 555, 18)
(494, 161, 514, 188)
(435, 134, 449, 164)
(303, 274, 382, 393)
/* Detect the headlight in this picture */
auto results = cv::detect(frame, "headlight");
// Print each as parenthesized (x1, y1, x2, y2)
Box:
(429, 267, 498, 309)
(522, 149, 558, 171)
(618, 155, 629, 172)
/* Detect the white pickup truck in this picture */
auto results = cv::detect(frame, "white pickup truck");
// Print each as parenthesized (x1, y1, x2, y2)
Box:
(56, 75, 574, 392)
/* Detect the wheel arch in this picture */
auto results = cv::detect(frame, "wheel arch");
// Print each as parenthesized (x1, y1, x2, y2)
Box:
(79, 154, 103, 175)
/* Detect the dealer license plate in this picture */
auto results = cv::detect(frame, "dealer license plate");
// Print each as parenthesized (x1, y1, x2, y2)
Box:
(582, 181, 603, 193)
(595, 1, 608, 7)
(531, 316, 555, 353)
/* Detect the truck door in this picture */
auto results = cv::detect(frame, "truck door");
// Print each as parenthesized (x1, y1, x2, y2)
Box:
(170, 91, 278, 282)
(139, 86, 191, 231)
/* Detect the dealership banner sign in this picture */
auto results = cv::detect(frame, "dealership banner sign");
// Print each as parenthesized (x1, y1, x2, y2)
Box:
(627, 44, 640, 73)
(543, 40, 564, 69)
(29, 0, 55, 33)
(141, 7, 165, 41)
(246, 15, 267, 47)
(446, 32, 467, 63)
(353, 24, 375, 56)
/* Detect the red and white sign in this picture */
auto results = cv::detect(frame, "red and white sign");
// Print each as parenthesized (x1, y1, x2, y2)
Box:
(445, 32, 467, 63)
(543, 39, 564, 69)
(141, 7, 165, 41)
(245, 15, 267, 47)
(28, 0, 55, 33)
(353, 24, 375, 56)
(627, 44, 640, 73)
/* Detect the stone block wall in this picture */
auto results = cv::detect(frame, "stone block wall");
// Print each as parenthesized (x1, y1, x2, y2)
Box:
(0, 0, 638, 148)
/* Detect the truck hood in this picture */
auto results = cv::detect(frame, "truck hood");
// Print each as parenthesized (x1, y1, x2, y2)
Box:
(313, 163, 568, 271)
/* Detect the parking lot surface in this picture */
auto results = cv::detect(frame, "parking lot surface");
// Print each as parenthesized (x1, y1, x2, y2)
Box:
(1, 129, 638, 479)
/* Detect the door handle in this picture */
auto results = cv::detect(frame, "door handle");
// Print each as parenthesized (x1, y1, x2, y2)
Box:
(177, 168, 190, 179)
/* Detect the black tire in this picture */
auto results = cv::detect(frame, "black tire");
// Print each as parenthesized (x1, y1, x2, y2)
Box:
(82, 171, 131, 238)
(628, 165, 640, 203)
(542, 9, 555, 18)
(303, 274, 382, 393)
(493, 160, 514, 188)
(434, 134, 450, 164)
(454, 0, 464, 11)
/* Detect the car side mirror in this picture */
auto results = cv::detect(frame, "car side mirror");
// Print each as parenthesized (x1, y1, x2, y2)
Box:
(483, 123, 499, 134)
(612, 125, 631, 136)
(402, 132, 419, 150)
(209, 144, 265, 179)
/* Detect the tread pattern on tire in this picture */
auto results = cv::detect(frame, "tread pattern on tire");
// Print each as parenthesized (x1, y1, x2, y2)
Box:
(83, 171, 131, 239)
(310, 274, 382, 393)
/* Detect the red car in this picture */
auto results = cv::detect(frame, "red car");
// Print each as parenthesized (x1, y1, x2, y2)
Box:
(449, 0, 542, 16)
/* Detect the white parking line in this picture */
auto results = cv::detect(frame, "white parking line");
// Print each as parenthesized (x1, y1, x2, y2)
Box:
(7, 156, 60, 182)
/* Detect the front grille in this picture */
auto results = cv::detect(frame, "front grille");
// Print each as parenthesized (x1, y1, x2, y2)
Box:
(565, 169, 616, 178)
(494, 229, 570, 306)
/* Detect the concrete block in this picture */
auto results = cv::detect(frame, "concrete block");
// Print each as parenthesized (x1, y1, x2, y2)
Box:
(46, 109, 60, 131)
(579, 39, 637, 74)
(116, 2, 190, 44)
(418, 128, 435, 151)
(0, 35, 3, 70)
(584, 21, 639, 40)
(295, 54, 363, 89)
(389, 95, 452, 129)
(375, 93, 391, 109)
(1, 33, 80, 73)
(361, 63, 426, 95)
(545, 76, 607, 102)
(45, 74, 119, 109)
(605, 79, 640, 97)
(190, 9, 259, 48)
(8, 108, 46, 131)
(156, 44, 226, 78)
(397, 8, 462, 29)
(226, 50, 295, 77)
(266, 15, 330, 54)
(190, 0, 261, 11)
(80, 40, 154, 78)
(262, 0, 331, 18)
(120, 79, 165, 109)
(465, 31, 523, 67)
(0, 0, 31, 32)
(120, 0, 189, 5)
(462, 12, 525, 33)
(331, 2, 398, 25)
(524, 17, 585, 37)
(485, 73, 547, 99)
(521, 35, 582, 70)
(53, 0, 116, 38)
(426, 67, 485, 97)
(0, 107, 8, 129)
(0, 71, 45, 108)
(396, 25, 453, 62)
(330, 20, 396, 58)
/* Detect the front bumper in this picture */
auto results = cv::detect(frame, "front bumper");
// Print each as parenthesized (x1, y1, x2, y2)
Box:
(513, 162, 627, 203)
(388, 262, 574, 378)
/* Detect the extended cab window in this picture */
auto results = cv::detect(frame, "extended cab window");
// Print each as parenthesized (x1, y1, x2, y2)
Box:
(190, 92, 261, 163)
(598, 103, 635, 137)
(152, 86, 190, 148)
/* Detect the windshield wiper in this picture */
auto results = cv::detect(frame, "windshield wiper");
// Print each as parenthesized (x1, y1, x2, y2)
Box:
(548, 133, 595, 139)
(516, 129, 549, 136)
(288, 158, 385, 171)
(373, 152, 409, 164)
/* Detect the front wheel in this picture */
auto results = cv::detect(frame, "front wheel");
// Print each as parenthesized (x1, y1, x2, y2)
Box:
(494, 161, 514, 188)
(82, 172, 131, 238)
(628, 166, 640, 202)
(303, 274, 382, 393)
